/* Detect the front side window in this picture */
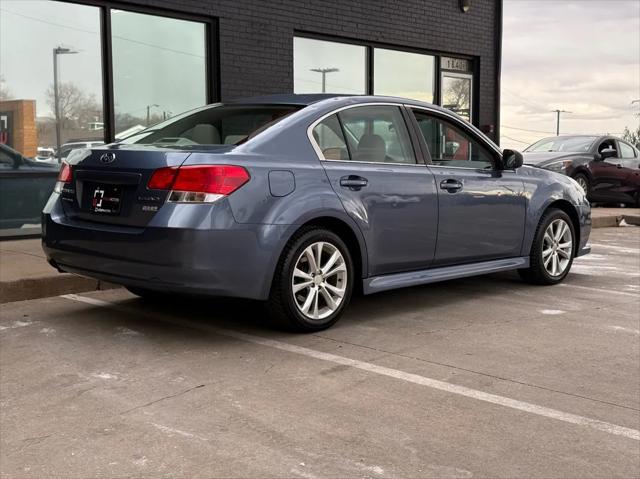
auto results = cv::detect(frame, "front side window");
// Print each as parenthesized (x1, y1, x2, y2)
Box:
(111, 10, 207, 138)
(619, 141, 637, 158)
(413, 111, 494, 169)
(338, 106, 416, 164)
(121, 105, 299, 146)
(293, 37, 366, 95)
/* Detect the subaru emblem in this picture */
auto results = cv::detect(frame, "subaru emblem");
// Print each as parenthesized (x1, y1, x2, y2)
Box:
(100, 152, 116, 164)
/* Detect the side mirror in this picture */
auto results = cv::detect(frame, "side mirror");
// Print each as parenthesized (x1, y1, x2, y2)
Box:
(502, 149, 524, 170)
(599, 147, 617, 160)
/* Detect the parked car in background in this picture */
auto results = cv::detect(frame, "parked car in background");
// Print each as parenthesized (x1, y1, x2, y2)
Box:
(524, 135, 640, 206)
(58, 141, 105, 161)
(0, 144, 58, 230)
(42, 95, 591, 331)
(35, 147, 56, 162)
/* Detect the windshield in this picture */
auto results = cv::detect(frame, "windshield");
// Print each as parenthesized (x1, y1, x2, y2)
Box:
(119, 104, 301, 147)
(525, 136, 597, 153)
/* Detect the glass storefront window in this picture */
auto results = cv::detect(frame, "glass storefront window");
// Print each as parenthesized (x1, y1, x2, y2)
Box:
(111, 10, 207, 138)
(373, 48, 435, 103)
(294, 37, 366, 95)
(441, 73, 473, 121)
(0, 0, 103, 232)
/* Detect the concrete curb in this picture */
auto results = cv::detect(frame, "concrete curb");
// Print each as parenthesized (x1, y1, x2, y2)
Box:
(592, 214, 640, 229)
(1, 274, 120, 304)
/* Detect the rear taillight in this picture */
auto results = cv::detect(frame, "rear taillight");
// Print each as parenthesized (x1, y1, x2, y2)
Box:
(147, 165, 250, 203)
(54, 162, 72, 194)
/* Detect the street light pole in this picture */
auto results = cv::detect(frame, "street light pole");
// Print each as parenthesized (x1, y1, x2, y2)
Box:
(310, 67, 339, 93)
(146, 104, 160, 126)
(52, 46, 77, 163)
(552, 109, 571, 136)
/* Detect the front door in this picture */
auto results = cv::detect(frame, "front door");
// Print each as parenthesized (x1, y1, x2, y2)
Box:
(311, 105, 438, 276)
(411, 109, 526, 266)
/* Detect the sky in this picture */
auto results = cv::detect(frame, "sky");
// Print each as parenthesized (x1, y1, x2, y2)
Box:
(501, 0, 640, 149)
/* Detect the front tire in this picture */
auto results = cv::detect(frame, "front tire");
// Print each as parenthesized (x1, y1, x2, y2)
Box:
(519, 209, 575, 285)
(267, 227, 354, 332)
(572, 172, 590, 197)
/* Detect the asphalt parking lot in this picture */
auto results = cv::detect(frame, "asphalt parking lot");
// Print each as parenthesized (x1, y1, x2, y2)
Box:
(1, 227, 639, 478)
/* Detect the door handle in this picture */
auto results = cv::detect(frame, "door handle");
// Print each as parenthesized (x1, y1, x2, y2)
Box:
(340, 175, 368, 189)
(440, 178, 463, 192)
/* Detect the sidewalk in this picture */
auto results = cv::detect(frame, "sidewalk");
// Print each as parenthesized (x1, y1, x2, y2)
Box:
(1, 207, 638, 304)
(0, 239, 117, 304)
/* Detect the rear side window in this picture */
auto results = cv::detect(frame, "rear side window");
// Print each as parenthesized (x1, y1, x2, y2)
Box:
(312, 114, 349, 161)
(338, 106, 416, 164)
(121, 105, 300, 146)
(619, 141, 636, 158)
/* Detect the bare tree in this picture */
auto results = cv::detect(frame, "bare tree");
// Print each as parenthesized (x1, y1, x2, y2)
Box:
(622, 125, 640, 148)
(45, 82, 101, 129)
(442, 78, 470, 117)
(0, 75, 12, 101)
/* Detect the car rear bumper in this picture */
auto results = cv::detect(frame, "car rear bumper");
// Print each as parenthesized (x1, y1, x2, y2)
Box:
(42, 197, 289, 300)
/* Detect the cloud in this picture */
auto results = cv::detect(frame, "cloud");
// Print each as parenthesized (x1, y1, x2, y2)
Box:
(501, 0, 640, 148)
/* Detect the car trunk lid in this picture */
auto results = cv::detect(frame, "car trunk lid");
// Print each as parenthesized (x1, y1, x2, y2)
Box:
(60, 145, 195, 227)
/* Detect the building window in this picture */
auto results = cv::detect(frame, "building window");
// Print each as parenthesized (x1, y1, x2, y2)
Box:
(293, 37, 366, 94)
(373, 48, 435, 103)
(0, 0, 213, 236)
(111, 10, 207, 138)
(0, 0, 104, 234)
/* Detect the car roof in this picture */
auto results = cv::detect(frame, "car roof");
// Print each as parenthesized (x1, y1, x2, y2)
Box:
(225, 93, 456, 117)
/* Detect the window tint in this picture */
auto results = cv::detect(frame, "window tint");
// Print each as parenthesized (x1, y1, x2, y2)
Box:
(121, 105, 300, 146)
(312, 114, 349, 161)
(619, 141, 636, 158)
(338, 106, 416, 164)
(413, 111, 494, 169)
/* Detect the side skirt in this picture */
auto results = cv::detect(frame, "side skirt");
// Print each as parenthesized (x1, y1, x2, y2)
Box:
(363, 256, 530, 295)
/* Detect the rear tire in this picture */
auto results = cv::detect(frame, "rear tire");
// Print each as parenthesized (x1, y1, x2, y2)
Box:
(267, 227, 354, 332)
(519, 208, 575, 285)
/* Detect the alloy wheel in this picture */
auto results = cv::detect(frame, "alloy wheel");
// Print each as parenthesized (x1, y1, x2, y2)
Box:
(575, 176, 588, 193)
(291, 241, 347, 320)
(542, 219, 573, 277)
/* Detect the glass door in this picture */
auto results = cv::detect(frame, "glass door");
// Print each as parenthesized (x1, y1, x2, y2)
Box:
(441, 72, 473, 122)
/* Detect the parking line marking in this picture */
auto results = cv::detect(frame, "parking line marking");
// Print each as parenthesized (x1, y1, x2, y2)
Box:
(62, 293, 640, 441)
(559, 283, 639, 298)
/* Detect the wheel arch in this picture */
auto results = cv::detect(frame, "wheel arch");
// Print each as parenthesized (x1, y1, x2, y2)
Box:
(541, 200, 581, 257)
(262, 214, 368, 299)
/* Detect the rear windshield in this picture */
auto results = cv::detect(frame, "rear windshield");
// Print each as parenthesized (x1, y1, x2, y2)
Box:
(119, 105, 300, 147)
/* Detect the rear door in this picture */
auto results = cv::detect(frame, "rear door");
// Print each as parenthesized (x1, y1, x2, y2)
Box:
(61, 145, 191, 227)
(313, 104, 438, 276)
(410, 108, 526, 266)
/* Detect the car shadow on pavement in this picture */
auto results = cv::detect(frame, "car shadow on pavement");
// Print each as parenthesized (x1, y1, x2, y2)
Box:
(60, 271, 528, 343)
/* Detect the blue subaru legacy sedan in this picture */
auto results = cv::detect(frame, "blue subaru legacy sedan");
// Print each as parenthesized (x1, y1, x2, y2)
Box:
(42, 95, 591, 331)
